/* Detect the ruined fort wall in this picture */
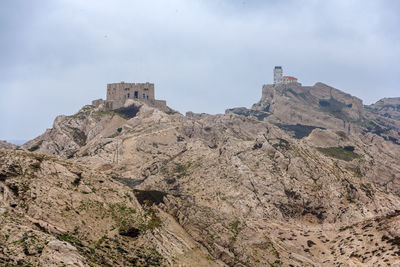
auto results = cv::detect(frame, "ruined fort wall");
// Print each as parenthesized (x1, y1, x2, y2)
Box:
(94, 82, 166, 111)
(152, 100, 167, 109)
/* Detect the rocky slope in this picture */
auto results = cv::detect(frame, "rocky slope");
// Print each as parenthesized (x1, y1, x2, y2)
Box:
(0, 149, 216, 266)
(16, 85, 400, 266)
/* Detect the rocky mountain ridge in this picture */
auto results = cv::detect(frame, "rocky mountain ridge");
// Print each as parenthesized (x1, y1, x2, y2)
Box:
(2, 82, 400, 266)
(228, 82, 400, 144)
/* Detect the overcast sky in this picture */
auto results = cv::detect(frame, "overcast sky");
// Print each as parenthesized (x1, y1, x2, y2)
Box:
(1, 0, 399, 141)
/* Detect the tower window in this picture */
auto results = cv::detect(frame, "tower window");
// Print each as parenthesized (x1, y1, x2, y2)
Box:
(143, 93, 146, 99)
(134, 91, 138, 98)
(127, 93, 130, 98)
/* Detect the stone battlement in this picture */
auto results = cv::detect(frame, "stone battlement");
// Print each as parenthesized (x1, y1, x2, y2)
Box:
(107, 82, 155, 103)
(92, 82, 167, 110)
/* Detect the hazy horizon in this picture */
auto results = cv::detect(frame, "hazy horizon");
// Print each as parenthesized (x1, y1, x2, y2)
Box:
(3, 140, 27, 146)
(1, 0, 399, 141)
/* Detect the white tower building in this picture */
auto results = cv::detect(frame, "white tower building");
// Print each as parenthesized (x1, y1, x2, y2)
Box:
(274, 66, 283, 84)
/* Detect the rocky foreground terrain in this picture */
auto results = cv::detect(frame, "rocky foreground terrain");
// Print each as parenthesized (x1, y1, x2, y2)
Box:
(2, 82, 400, 266)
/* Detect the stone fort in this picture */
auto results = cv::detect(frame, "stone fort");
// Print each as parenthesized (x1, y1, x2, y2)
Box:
(92, 82, 167, 110)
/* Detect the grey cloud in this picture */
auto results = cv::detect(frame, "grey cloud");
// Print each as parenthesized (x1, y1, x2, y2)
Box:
(0, 0, 399, 140)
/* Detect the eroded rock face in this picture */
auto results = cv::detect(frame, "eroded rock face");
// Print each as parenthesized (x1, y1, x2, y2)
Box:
(0, 150, 217, 266)
(10, 83, 400, 266)
(250, 82, 364, 131)
(367, 97, 400, 120)
(228, 82, 400, 145)
(21, 105, 129, 158)
(364, 97, 400, 144)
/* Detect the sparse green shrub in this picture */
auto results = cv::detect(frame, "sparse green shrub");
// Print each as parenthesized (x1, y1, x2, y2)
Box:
(273, 138, 290, 150)
(109, 203, 137, 229)
(57, 234, 83, 247)
(146, 212, 162, 230)
(95, 110, 117, 118)
(229, 220, 242, 242)
(173, 162, 192, 178)
(139, 210, 162, 232)
(317, 147, 360, 161)
(264, 235, 281, 265)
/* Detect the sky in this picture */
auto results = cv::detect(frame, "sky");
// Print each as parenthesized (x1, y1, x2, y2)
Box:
(0, 0, 399, 141)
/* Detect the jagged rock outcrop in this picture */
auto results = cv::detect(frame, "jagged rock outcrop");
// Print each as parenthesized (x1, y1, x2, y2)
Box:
(255, 82, 365, 123)
(227, 82, 400, 145)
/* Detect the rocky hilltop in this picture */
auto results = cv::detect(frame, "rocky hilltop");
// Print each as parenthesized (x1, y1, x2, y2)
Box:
(229, 82, 400, 144)
(2, 82, 400, 266)
(0, 140, 17, 150)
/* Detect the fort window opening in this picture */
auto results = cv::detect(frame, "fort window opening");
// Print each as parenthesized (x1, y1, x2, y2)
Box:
(134, 91, 138, 98)
(127, 93, 130, 98)
(125, 88, 129, 91)
(143, 93, 146, 99)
